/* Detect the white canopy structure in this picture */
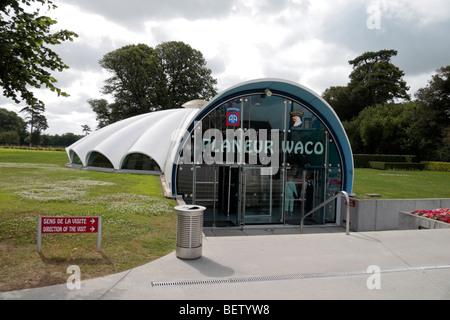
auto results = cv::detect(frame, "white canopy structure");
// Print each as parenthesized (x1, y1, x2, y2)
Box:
(66, 106, 200, 187)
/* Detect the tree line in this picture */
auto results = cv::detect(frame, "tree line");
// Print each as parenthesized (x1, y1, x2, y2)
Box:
(0, 108, 82, 146)
(322, 50, 450, 162)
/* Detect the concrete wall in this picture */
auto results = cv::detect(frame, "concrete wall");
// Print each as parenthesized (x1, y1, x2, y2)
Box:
(339, 198, 450, 232)
(398, 211, 450, 230)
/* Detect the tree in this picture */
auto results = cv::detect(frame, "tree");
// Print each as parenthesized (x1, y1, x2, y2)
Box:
(81, 124, 91, 136)
(20, 103, 48, 146)
(0, 107, 27, 144)
(0, 130, 20, 144)
(156, 41, 217, 109)
(0, 0, 78, 108)
(413, 66, 450, 161)
(355, 102, 420, 155)
(348, 50, 410, 110)
(91, 41, 217, 126)
(322, 86, 353, 121)
(87, 98, 114, 129)
(323, 49, 410, 121)
(415, 66, 450, 125)
(0, 107, 27, 136)
(99, 44, 165, 118)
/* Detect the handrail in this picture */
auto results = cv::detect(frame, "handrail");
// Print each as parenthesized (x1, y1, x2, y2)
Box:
(300, 191, 350, 235)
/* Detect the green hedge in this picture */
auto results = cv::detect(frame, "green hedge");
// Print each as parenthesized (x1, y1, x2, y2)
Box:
(354, 154, 416, 168)
(0, 145, 65, 151)
(421, 161, 450, 172)
(369, 161, 425, 170)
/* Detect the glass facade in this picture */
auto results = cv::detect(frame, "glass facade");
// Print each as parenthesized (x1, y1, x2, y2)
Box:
(88, 151, 114, 168)
(176, 93, 343, 228)
(121, 153, 161, 171)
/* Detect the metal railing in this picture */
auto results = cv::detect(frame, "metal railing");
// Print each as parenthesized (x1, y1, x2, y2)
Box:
(300, 191, 351, 235)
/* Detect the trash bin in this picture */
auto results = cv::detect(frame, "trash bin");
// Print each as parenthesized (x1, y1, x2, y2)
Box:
(175, 205, 205, 260)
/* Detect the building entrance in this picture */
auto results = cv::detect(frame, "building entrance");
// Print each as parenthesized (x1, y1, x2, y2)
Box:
(194, 165, 283, 227)
(176, 90, 346, 228)
(187, 163, 327, 228)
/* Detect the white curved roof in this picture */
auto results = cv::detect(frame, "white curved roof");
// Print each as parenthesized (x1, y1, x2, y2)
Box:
(66, 108, 199, 177)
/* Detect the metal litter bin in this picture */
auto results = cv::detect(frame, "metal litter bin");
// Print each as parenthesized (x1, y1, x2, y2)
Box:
(175, 205, 205, 260)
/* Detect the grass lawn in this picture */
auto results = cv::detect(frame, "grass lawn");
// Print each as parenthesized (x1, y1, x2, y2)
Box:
(0, 148, 178, 292)
(353, 168, 450, 199)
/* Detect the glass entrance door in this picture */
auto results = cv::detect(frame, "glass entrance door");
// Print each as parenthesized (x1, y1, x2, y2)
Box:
(240, 167, 283, 225)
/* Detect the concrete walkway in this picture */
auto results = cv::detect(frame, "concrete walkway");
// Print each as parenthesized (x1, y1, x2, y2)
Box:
(1, 228, 450, 300)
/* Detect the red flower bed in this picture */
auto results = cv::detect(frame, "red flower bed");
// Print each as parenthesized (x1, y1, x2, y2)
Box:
(412, 208, 450, 224)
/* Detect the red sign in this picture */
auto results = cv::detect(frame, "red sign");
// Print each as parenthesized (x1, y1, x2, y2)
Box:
(41, 217, 99, 234)
(345, 199, 356, 207)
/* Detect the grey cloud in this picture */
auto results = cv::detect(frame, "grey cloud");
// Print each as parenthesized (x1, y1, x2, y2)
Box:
(45, 92, 98, 134)
(61, 0, 311, 29)
(240, 0, 310, 15)
(207, 55, 227, 75)
(380, 19, 450, 76)
(62, 0, 236, 29)
(318, 3, 450, 77)
(53, 41, 107, 72)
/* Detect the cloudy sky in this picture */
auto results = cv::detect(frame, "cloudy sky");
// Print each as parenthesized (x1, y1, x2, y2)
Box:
(2, 0, 450, 135)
